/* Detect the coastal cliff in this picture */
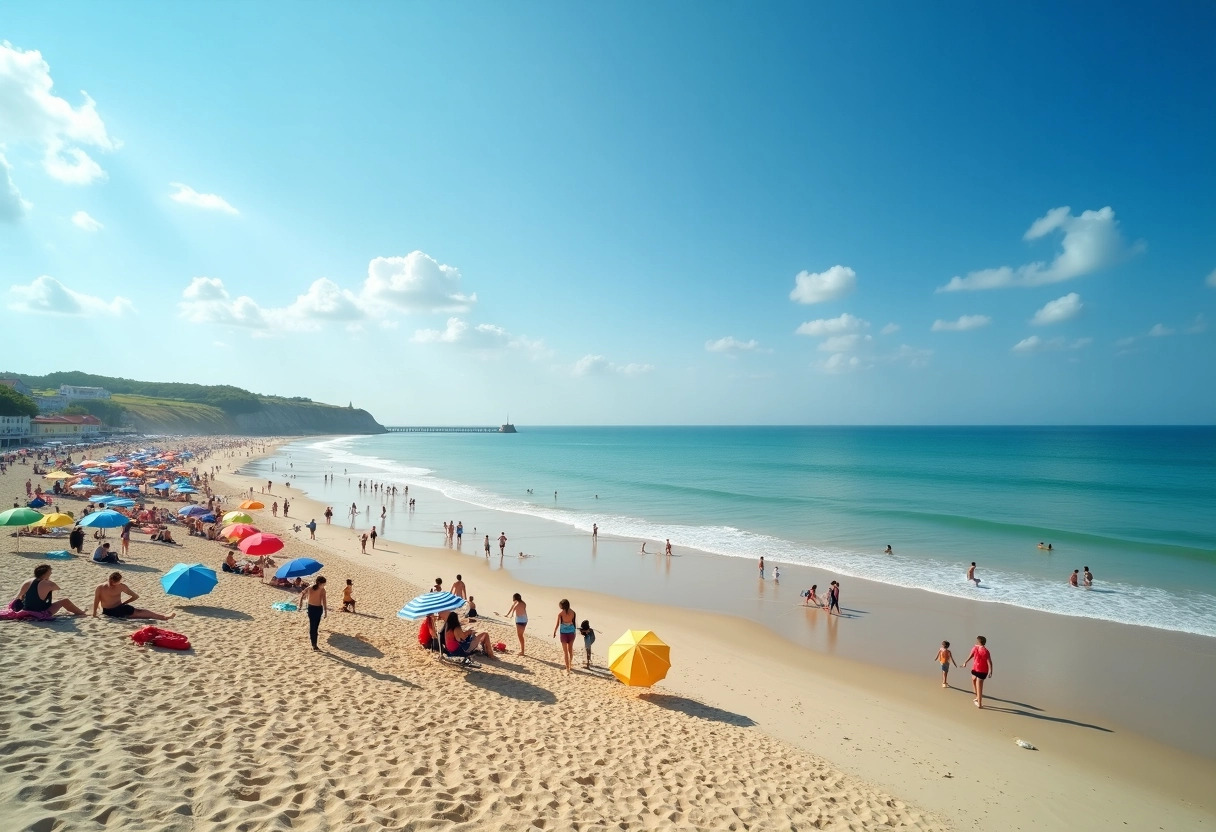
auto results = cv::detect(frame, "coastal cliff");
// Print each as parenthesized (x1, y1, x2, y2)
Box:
(119, 397, 386, 436)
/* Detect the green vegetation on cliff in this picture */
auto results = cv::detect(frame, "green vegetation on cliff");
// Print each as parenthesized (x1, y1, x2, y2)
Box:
(0, 371, 385, 436)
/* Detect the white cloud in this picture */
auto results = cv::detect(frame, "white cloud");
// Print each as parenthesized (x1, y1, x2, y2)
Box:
(789, 265, 856, 304)
(887, 344, 933, 368)
(284, 278, 365, 323)
(1148, 324, 1174, 337)
(1207, 269, 1216, 288)
(0, 43, 115, 185)
(572, 355, 654, 377)
(170, 182, 238, 215)
(1186, 314, 1207, 335)
(0, 153, 30, 221)
(818, 353, 863, 374)
(1031, 292, 1082, 326)
(178, 277, 268, 329)
(361, 251, 476, 313)
(71, 210, 102, 232)
(939, 207, 1139, 291)
(411, 316, 544, 355)
(880, 323, 900, 335)
(931, 314, 991, 332)
(796, 313, 868, 337)
(1012, 335, 1092, 353)
(7, 274, 132, 316)
(705, 336, 760, 353)
(819, 333, 872, 352)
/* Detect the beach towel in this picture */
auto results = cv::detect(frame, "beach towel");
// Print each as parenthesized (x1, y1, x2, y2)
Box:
(0, 599, 56, 622)
(130, 626, 191, 650)
(45, 550, 73, 560)
(271, 601, 298, 612)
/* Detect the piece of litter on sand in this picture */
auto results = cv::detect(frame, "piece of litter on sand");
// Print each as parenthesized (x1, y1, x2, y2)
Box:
(1014, 737, 1038, 750)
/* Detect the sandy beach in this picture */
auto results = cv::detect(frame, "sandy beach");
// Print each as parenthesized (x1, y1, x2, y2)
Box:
(1, 439, 1213, 831)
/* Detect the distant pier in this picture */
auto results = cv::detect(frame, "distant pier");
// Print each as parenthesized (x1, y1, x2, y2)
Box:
(386, 424, 517, 434)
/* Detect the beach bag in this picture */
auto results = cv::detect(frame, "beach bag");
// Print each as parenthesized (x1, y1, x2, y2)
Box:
(131, 626, 191, 650)
(494, 642, 507, 653)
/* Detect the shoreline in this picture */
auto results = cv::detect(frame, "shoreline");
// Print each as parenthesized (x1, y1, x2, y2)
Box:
(251, 437, 1216, 760)
(222, 441, 1215, 829)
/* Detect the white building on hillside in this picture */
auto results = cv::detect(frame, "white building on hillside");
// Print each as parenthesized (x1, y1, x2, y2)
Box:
(0, 415, 30, 448)
(58, 385, 111, 400)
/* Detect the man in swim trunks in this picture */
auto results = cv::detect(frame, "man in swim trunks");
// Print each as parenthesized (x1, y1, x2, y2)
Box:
(92, 572, 176, 620)
(967, 562, 980, 586)
(484, 535, 491, 557)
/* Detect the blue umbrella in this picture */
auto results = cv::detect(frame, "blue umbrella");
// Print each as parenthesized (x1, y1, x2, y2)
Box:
(161, 563, 218, 599)
(397, 591, 465, 620)
(153, 482, 171, 491)
(108, 498, 136, 507)
(84, 468, 104, 474)
(92, 495, 117, 503)
(179, 505, 210, 517)
(71, 482, 97, 490)
(77, 509, 130, 529)
(175, 487, 197, 494)
(119, 485, 141, 494)
(274, 558, 324, 579)
(200, 514, 216, 523)
(106, 477, 129, 484)
(27, 497, 47, 508)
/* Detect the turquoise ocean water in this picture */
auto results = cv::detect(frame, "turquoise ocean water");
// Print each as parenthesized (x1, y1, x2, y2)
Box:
(277, 427, 1216, 638)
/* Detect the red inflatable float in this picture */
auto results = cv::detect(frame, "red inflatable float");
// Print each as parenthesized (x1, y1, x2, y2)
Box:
(130, 626, 191, 650)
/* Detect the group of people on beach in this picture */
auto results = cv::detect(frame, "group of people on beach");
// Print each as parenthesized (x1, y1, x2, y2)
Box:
(11, 564, 177, 622)
(936, 636, 993, 708)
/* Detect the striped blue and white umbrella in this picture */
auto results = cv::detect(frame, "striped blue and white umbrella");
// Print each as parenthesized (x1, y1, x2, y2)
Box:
(397, 591, 465, 621)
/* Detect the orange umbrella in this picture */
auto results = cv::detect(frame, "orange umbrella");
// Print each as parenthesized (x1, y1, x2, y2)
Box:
(607, 630, 671, 688)
(221, 523, 260, 541)
(238, 500, 265, 510)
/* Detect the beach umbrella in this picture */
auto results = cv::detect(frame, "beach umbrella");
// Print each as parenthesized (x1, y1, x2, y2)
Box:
(107, 499, 136, 508)
(70, 482, 96, 491)
(44, 472, 71, 480)
(153, 482, 171, 491)
(0, 507, 44, 527)
(220, 523, 260, 541)
(179, 505, 210, 517)
(238, 500, 265, 510)
(607, 630, 671, 688)
(91, 494, 116, 503)
(161, 563, 218, 599)
(396, 591, 465, 620)
(84, 467, 104, 474)
(76, 510, 130, 529)
(274, 558, 323, 579)
(175, 486, 197, 494)
(239, 532, 284, 556)
(119, 485, 141, 494)
(26, 497, 47, 508)
(32, 513, 75, 528)
(80, 459, 101, 466)
(106, 477, 129, 484)
(223, 511, 253, 525)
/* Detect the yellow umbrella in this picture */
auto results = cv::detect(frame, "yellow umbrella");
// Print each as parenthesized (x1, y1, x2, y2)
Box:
(44, 472, 72, 480)
(223, 511, 254, 525)
(607, 630, 671, 688)
(32, 513, 75, 528)
(238, 500, 265, 510)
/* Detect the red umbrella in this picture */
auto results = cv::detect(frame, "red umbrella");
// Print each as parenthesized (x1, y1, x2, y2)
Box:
(239, 533, 284, 556)
(221, 523, 260, 541)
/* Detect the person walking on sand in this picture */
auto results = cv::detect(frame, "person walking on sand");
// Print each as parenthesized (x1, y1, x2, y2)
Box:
(804, 584, 821, 608)
(484, 534, 491, 558)
(967, 562, 980, 587)
(14, 565, 86, 616)
(307, 519, 316, 540)
(283, 499, 289, 517)
(324, 507, 332, 525)
(553, 598, 578, 673)
(360, 532, 368, 554)
(451, 574, 467, 599)
(369, 526, 377, 548)
(342, 579, 356, 613)
(758, 556, 765, 578)
(961, 635, 993, 708)
(665, 539, 672, 556)
(299, 576, 328, 651)
(826, 581, 841, 615)
(120, 521, 132, 558)
(92, 572, 175, 621)
(936, 640, 958, 688)
(506, 593, 528, 655)
(272, 501, 278, 517)
(498, 532, 507, 556)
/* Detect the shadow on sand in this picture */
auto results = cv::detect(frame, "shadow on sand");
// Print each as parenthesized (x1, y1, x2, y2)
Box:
(323, 650, 418, 688)
(639, 693, 757, 727)
(326, 631, 385, 658)
(178, 605, 253, 621)
(465, 671, 558, 705)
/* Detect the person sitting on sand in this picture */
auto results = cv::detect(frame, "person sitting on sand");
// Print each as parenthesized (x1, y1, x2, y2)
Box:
(13, 565, 86, 616)
(222, 551, 241, 573)
(151, 527, 177, 544)
(92, 572, 176, 621)
(466, 596, 478, 619)
(418, 613, 437, 649)
(92, 542, 120, 564)
(342, 579, 356, 612)
(443, 610, 494, 658)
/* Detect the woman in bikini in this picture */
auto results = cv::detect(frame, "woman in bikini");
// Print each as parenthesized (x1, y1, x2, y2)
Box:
(505, 593, 528, 655)
(443, 611, 493, 657)
(553, 598, 578, 673)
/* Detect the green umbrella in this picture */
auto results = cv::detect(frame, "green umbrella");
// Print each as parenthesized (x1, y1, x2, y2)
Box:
(0, 506, 45, 555)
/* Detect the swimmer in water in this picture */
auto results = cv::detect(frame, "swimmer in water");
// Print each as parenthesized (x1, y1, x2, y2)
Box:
(967, 562, 980, 587)
(884, 545, 893, 555)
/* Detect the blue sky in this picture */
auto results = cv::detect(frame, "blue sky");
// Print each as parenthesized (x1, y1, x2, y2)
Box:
(1, 3, 1213, 425)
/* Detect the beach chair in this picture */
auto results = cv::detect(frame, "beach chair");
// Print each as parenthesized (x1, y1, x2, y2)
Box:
(436, 626, 480, 668)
